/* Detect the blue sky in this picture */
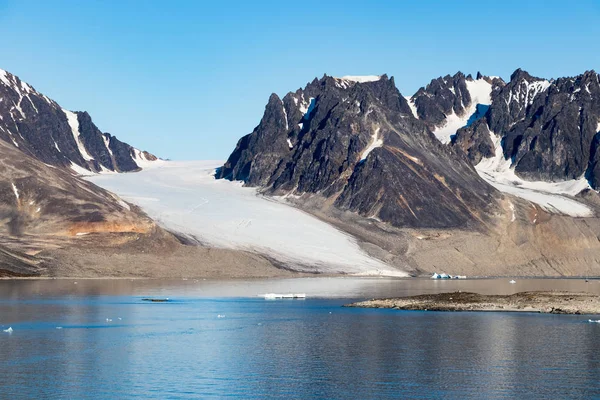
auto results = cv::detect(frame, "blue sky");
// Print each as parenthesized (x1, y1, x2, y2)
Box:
(1, 0, 599, 160)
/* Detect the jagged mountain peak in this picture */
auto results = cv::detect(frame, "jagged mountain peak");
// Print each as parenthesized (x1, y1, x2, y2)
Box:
(0, 67, 158, 175)
(218, 72, 498, 230)
(508, 68, 540, 82)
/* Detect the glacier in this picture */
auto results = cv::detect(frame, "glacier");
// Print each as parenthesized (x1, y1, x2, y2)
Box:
(87, 161, 405, 276)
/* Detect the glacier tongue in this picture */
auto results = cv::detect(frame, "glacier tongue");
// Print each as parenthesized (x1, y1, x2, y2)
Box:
(87, 161, 404, 276)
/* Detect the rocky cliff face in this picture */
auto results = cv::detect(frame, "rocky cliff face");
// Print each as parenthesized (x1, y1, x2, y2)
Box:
(219, 75, 499, 229)
(452, 69, 600, 188)
(0, 68, 157, 173)
(407, 72, 505, 143)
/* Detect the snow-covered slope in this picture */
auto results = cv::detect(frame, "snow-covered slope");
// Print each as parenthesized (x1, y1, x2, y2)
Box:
(432, 78, 492, 143)
(87, 161, 405, 276)
(475, 129, 593, 217)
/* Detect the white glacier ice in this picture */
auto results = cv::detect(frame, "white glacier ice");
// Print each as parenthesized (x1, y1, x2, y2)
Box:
(87, 161, 405, 276)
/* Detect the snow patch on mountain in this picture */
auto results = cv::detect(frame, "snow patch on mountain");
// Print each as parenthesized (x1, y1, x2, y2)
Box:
(334, 76, 382, 89)
(475, 128, 593, 217)
(506, 79, 551, 113)
(132, 149, 163, 169)
(300, 97, 315, 120)
(433, 78, 493, 143)
(69, 162, 95, 176)
(360, 127, 383, 161)
(63, 109, 93, 162)
(340, 75, 382, 83)
(405, 96, 419, 118)
(87, 161, 403, 276)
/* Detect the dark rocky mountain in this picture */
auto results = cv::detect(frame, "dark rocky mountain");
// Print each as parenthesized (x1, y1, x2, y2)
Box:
(0, 68, 157, 174)
(408, 71, 505, 129)
(452, 69, 600, 188)
(218, 75, 499, 229)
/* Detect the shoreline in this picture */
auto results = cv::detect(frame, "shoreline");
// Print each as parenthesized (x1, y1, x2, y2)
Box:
(2, 275, 600, 281)
(346, 291, 600, 315)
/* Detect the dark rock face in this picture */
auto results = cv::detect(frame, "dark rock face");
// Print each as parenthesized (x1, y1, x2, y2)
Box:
(451, 119, 495, 165)
(0, 69, 156, 173)
(411, 72, 472, 126)
(452, 68, 600, 188)
(219, 75, 498, 229)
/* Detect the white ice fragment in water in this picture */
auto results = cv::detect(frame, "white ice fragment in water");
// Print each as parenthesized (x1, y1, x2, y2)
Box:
(217, 315, 225, 318)
(509, 280, 516, 284)
(588, 319, 600, 323)
(3, 327, 13, 333)
(262, 293, 306, 299)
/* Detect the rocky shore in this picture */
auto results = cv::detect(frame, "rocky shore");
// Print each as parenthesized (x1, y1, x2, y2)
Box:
(346, 291, 600, 315)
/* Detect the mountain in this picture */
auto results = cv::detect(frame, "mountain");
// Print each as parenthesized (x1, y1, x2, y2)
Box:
(218, 75, 499, 229)
(407, 72, 505, 144)
(452, 69, 600, 187)
(216, 70, 600, 277)
(0, 68, 291, 279)
(0, 68, 157, 174)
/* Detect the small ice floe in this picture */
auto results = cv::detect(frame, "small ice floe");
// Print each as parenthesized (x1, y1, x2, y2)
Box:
(509, 280, 516, 284)
(106, 318, 113, 322)
(431, 273, 466, 280)
(217, 315, 225, 318)
(588, 319, 600, 323)
(56, 327, 63, 330)
(3, 327, 13, 333)
(262, 293, 306, 299)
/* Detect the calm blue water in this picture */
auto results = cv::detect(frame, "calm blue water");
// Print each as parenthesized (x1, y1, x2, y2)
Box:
(1, 278, 600, 399)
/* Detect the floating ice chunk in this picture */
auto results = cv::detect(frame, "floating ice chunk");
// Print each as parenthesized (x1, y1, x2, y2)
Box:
(217, 315, 225, 318)
(431, 273, 459, 279)
(106, 318, 113, 322)
(262, 293, 306, 299)
(588, 319, 600, 323)
(509, 280, 516, 284)
(3, 327, 13, 333)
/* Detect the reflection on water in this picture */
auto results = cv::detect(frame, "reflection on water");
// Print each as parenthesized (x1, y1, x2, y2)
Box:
(1, 278, 600, 399)
(2, 277, 600, 299)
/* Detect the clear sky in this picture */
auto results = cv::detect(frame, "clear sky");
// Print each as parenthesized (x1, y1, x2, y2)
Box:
(1, 0, 599, 160)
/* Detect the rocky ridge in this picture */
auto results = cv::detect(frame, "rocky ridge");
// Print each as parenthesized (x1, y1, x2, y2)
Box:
(218, 74, 499, 229)
(0, 68, 157, 174)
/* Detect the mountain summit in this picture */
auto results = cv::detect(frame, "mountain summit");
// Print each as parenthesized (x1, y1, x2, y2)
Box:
(218, 74, 498, 229)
